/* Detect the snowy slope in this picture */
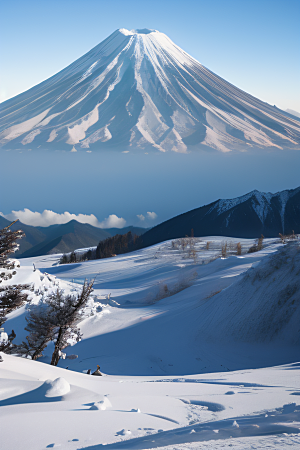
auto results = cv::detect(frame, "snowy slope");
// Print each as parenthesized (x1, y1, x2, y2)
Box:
(1, 29, 300, 152)
(5, 237, 300, 376)
(1, 238, 300, 449)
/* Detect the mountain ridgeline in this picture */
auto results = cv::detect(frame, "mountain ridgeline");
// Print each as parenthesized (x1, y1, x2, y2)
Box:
(0, 216, 147, 258)
(1, 186, 299, 261)
(60, 186, 300, 263)
(1, 29, 300, 153)
(138, 187, 300, 249)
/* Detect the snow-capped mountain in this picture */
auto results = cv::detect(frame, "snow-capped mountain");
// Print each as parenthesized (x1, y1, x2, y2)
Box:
(140, 186, 300, 247)
(1, 28, 300, 152)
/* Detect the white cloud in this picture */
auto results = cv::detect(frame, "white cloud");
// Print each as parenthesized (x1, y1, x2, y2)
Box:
(147, 211, 157, 220)
(98, 214, 126, 228)
(137, 214, 145, 221)
(0, 209, 126, 229)
(70, 146, 77, 152)
(122, 150, 129, 153)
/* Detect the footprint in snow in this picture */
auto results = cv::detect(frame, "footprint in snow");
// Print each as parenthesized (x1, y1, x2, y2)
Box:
(116, 429, 132, 436)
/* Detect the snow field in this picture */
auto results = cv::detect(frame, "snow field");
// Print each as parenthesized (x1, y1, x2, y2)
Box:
(1, 355, 300, 449)
(1, 236, 300, 448)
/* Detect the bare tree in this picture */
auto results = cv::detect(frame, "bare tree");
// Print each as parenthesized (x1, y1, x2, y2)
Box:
(19, 280, 94, 363)
(48, 280, 94, 366)
(18, 303, 55, 360)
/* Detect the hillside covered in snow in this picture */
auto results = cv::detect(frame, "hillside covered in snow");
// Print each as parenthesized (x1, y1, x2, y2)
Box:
(3, 236, 300, 373)
(0, 236, 300, 449)
(1, 29, 300, 153)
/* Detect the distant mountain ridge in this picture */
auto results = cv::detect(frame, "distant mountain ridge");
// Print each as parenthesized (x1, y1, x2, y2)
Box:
(286, 109, 300, 119)
(0, 216, 148, 258)
(139, 186, 300, 248)
(1, 28, 300, 153)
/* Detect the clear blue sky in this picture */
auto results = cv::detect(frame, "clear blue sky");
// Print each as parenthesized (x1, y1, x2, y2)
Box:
(1, 0, 300, 112)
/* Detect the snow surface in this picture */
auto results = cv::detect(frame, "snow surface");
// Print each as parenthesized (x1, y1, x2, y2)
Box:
(1, 29, 300, 152)
(1, 237, 300, 449)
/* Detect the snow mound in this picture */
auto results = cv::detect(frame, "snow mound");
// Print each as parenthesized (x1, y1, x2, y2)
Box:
(44, 378, 70, 397)
(89, 396, 112, 410)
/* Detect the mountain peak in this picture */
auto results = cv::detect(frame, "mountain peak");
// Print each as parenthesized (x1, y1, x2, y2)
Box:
(119, 28, 157, 36)
(1, 29, 299, 152)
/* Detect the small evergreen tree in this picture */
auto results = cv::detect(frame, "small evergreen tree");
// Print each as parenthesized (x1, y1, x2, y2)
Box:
(86, 249, 92, 260)
(60, 254, 68, 264)
(0, 220, 24, 276)
(0, 285, 29, 327)
(69, 252, 76, 263)
(0, 221, 29, 352)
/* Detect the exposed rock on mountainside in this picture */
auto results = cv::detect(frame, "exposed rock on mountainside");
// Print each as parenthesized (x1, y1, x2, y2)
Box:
(140, 186, 300, 247)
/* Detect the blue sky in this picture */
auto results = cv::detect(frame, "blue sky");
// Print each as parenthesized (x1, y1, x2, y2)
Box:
(1, 0, 299, 111)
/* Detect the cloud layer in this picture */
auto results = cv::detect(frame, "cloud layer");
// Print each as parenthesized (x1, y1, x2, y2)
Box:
(0, 209, 126, 229)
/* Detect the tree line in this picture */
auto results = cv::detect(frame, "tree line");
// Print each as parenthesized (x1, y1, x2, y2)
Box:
(60, 231, 141, 264)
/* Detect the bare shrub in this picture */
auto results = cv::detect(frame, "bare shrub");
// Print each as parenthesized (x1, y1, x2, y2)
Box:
(221, 242, 227, 258)
(206, 241, 211, 250)
(237, 242, 242, 255)
(248, 235, 264, 253)
(257, 234, 264, 251)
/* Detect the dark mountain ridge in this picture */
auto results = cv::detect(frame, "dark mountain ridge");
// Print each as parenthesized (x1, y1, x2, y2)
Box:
(0, 216, 147, 257)
(139, 186, 300, 248)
